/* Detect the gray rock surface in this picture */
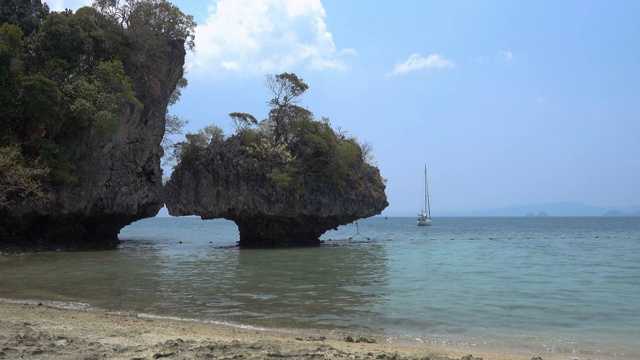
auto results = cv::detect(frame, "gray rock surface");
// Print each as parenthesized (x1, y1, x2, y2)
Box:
(164, 135, 388, 247)
(0, 41, 186, 250)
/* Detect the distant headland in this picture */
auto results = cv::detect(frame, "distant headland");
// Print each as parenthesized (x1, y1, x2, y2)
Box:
(384, 202, 640, 217)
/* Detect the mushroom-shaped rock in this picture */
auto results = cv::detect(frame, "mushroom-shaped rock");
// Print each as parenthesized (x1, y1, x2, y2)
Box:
(164, 132, 388, 248)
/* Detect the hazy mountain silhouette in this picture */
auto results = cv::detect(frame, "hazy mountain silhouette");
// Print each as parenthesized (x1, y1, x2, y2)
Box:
(433, 202, 640, 217)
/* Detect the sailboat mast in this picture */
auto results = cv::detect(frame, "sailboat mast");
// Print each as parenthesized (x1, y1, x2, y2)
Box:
(423, 165, 427, 216)
(425, 166, 431, 218)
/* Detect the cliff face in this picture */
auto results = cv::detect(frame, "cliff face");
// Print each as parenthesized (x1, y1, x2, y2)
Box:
(0, 42, 186, 250)
(164, 135, 388, 247)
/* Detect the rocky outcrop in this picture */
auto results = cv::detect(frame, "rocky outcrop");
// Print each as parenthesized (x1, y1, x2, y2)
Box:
(0, 41, 186, 251)
(164, 135, 388, 247)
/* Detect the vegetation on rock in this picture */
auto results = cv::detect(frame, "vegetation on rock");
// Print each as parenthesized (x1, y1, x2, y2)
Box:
(0, 0, 193, 208)
(171, 73, 379, 193)
(1, 0, 193, 249)
(0, 145, 51, 207)
(165, 73, 388, 247)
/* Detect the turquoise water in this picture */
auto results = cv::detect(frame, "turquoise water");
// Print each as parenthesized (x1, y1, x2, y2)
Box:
(1, 216, 639, 359)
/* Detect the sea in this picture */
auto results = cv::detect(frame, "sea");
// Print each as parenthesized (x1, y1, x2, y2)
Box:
(1, 216, 639, 359)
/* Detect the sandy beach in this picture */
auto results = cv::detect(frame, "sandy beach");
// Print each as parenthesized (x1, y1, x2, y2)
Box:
(0, 300, 563, 360)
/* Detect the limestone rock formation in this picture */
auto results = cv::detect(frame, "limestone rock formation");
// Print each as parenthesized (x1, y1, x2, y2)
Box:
(0, 42, 186, 251)
(164, 134, 388, 247)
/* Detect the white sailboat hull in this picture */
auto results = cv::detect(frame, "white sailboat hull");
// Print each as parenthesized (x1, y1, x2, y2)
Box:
(417, 212, 432, 226)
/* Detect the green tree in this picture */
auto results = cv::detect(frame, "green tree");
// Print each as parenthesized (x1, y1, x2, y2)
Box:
(178, 73, 375, 192)
(264, 72, 309, 144)
(161, 76, 189, 167)
(229, 112, 258, 132)
(0, 0, 195, 194)
(61, 59, 142, 139)
(0, 23, 22, 55)
(23, 11, 88, 82)
(0, 145, 51, 206)
(92, 0, 196, 101)
(169, 125, 224, 168)
(18, 73, 61, 140)
(165, 77, 189, 137)
(0, 23, 24, 137)
(0, 0, 49, 36)
(92, 0, 195, 50)
(74, 6, 128, 65)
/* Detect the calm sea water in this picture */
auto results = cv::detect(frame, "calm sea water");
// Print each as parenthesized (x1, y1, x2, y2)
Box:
(1, 216, 639, 359)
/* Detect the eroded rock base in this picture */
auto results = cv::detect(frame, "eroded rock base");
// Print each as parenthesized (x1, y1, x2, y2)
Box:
(234, 216, 335, 247)
(0, 214, 137, 252)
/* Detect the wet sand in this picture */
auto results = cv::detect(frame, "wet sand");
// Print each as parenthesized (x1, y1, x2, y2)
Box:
(0, 300, 563, 360)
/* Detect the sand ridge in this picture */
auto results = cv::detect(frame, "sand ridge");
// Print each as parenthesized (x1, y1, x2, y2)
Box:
(0, 301, 561, 360)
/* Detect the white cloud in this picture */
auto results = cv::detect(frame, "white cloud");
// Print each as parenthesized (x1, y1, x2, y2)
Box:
(47, 0, 92, 12)
(499, 50, 513, 61)
(631, 159, 640, 166)
(190, 0, 355, 77)
(471, 50, 515, 65)
(469, 56, 488, 64)
(386, 53, 455, 77)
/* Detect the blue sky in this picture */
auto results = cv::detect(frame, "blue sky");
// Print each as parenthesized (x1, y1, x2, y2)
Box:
(53, 0, 640, 215)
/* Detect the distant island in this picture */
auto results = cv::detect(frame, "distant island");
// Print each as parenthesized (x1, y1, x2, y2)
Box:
(602, 209, 640, 217)
(392, 202, 640, 217)
(525, 212, 548, 217)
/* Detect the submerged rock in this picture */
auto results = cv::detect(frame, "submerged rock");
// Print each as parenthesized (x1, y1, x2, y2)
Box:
(164, 134, 388, 247)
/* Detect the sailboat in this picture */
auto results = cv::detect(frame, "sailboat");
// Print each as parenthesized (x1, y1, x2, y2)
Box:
(417, 165, 432, 226)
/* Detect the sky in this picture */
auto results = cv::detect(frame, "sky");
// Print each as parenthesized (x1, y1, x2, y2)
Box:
(51, 0, 640, 215)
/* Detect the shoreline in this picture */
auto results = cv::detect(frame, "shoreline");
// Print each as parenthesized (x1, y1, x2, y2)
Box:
(0, 300, 568, 360)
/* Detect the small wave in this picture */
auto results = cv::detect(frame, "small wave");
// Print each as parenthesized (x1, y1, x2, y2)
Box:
(0, 297, 95, 311)
(135, 312, 273, 332)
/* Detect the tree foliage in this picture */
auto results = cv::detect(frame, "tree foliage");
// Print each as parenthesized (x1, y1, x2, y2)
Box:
(173, 73, 376, 192)
(0, 0, 49, 37)
(161, 76, 189, 168)
(168, 125, 224, 168)
(92, 0, 195, 50)
(229, 112, 258, 132)
(0, 145, 51, 206)
(264, 72, 310, 144)
(90, 0, 195, 103)
(0, 0, 195, 205)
